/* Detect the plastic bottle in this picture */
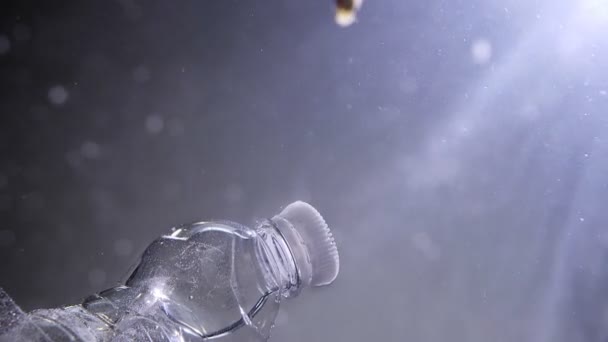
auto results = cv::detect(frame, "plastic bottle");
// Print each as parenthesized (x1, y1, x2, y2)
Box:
(0, 201, 340, 341)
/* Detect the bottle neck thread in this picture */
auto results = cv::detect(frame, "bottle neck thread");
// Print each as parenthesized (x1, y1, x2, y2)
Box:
(255, 220, 304, 297)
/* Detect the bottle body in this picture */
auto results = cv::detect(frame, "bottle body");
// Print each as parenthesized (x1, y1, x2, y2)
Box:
(0, 201, 339, 342)
(3, 221, 293, 341)
(86, 221, 293, 341)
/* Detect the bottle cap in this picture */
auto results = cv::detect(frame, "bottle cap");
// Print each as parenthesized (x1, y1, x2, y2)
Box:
(272, 201, 340, 287)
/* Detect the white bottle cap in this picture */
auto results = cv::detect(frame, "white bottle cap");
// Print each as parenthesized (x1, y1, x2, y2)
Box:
(272, 201, 340, 287)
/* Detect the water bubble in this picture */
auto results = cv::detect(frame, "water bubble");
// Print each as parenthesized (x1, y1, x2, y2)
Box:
(0, 35, 10, 55)
(145, 114, 164, 134)
(471, 38, 492, 65)
(113, 238, 133, 257)
(88, 269, 107, 287)
(80, 141, 101, 159)
(48, 85, 69, 105)
(133, 65, 150, 83)
(0, 230, 16, 247)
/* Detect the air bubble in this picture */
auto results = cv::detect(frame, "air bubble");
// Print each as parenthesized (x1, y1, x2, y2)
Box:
(48, 85, 69, 105)
(471, 38, 492, 65)
(145, 114, 164, 134)
(81, 141, 101, 159)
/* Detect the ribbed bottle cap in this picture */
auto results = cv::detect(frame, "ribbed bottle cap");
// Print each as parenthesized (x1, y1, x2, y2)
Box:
(272, 201, 340, 287)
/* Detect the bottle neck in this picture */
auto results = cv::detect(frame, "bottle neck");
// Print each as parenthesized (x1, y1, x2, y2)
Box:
(255, 220, 304, 297)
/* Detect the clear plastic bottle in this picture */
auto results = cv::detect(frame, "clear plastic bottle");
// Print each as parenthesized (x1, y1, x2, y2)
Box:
(0, 201, 340, 342)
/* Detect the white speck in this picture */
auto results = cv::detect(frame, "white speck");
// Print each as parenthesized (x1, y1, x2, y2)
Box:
(113, 238, 133, 257)
(88, 269, 107, 287)
(145, 114, 164, 134)
(48, 85, 69, 105)
(579, 217, 585, 222)
(584, 153, 589, 158)
(471, 38, 492, 65)
(133, 65, 150, 83)
(13, 23, 31, 42)
(80, 141, 101, 159)
(0, 230, 16, 247)
(0, 35, 10, 55)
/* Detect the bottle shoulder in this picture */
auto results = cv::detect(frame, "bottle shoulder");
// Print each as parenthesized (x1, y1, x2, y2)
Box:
(166, 221, 257, 241)
(107, 221, 279, 339)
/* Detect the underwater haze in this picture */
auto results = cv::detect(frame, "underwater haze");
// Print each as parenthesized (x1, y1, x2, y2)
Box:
(2, 0, 608, 341)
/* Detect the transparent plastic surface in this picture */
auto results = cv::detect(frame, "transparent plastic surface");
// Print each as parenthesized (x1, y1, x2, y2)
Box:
(0, 221, 299, 342)
(1, 200, 339, 342)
